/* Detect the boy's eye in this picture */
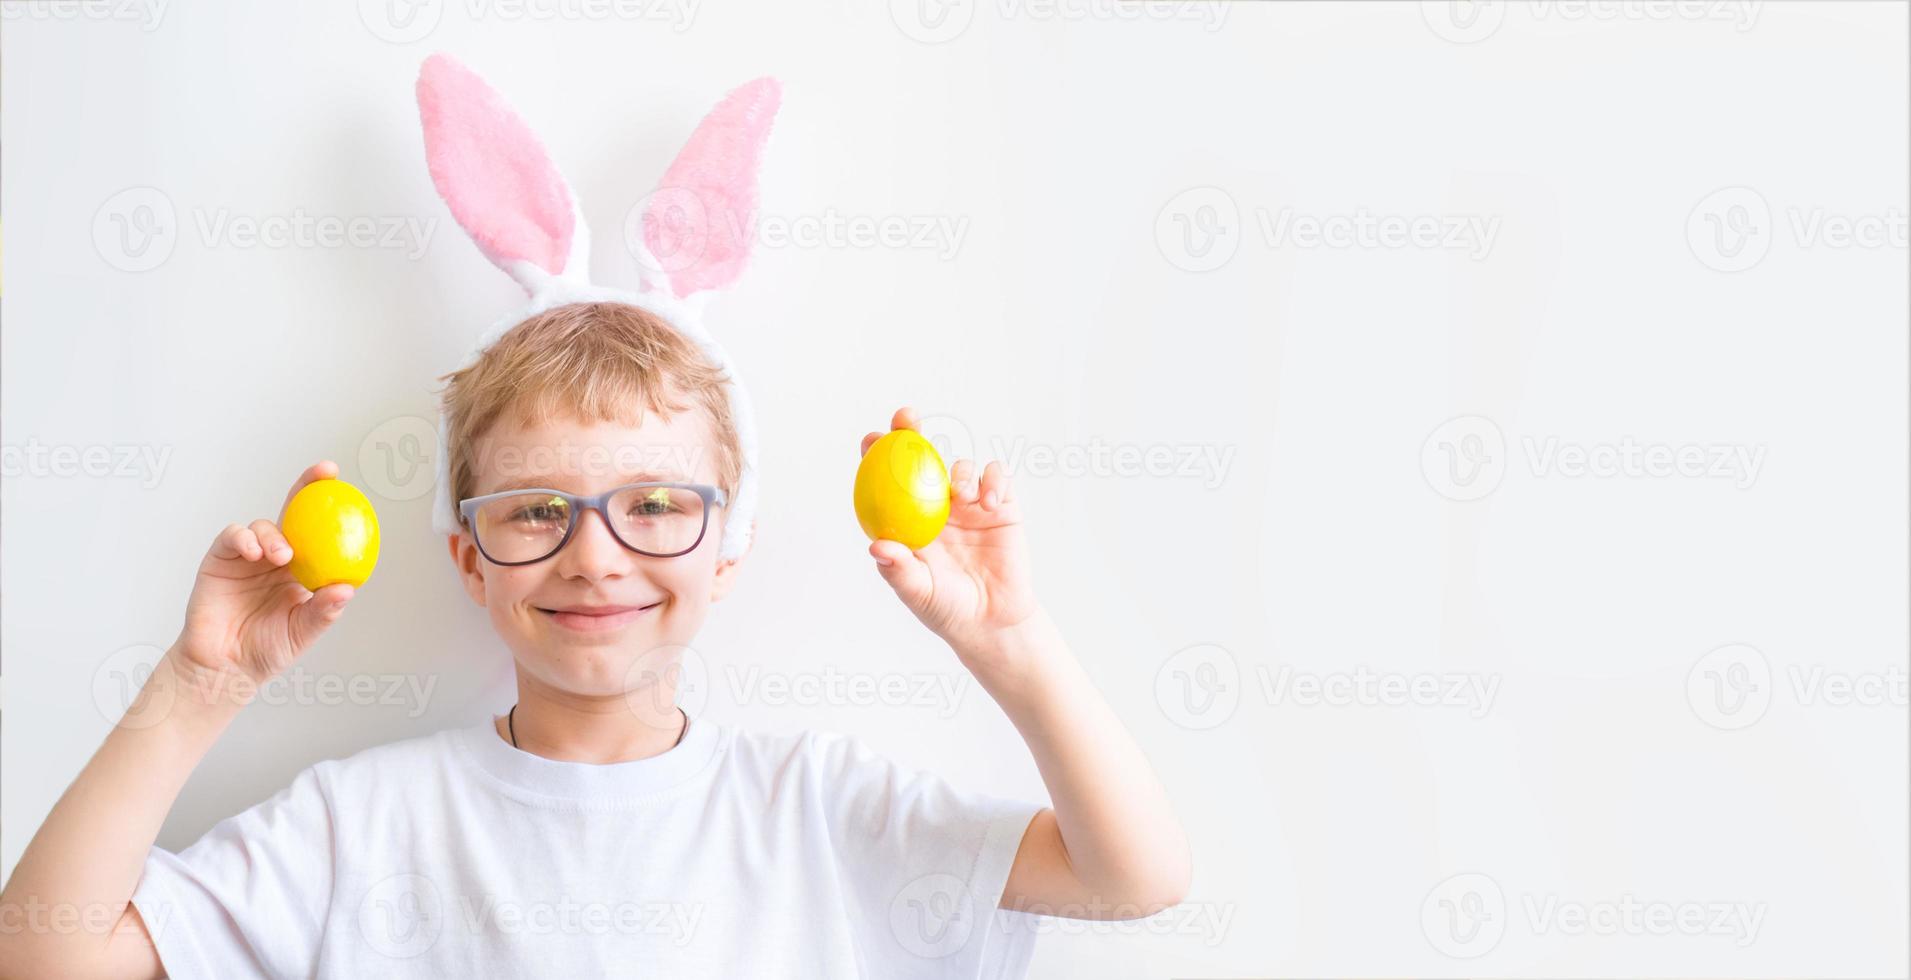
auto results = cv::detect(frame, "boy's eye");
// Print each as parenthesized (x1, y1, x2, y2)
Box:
(627, 487, 681, 518)
(510, 496, 571, 524)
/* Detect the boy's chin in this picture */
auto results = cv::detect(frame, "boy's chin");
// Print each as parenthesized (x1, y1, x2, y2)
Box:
(518, 661, 643, 702)
(514, 635, 690, 701)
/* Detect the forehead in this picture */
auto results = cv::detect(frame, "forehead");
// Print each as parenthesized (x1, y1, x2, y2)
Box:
(471, 409, 718, 494)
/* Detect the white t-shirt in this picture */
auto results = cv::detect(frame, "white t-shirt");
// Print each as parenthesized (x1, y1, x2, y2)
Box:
(130, 715, 1046, 979)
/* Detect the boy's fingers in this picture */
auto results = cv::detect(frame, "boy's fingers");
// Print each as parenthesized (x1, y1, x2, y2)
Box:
(290, 583, 355, 642)
(870, 538, 910, 564)
(222, 522, 264, 562)
(949, 459, 979, 503)
(249, 520, 293, 566)
(860, 431, 883, 457)
(890, 406, 918, 432)
(211, 522, 260, 561)
(869, 540, 932, 606)
(311, 583, 356, 609)
(979, 461, 1007, 509)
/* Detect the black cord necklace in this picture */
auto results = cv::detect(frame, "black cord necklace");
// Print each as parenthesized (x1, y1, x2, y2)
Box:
(507, 704, 687, 752)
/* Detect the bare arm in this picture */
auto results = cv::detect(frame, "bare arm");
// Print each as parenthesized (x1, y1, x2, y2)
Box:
(861, 409, 1191, 920)
(0, 462, 357, 980)
(0, 657, 241, 980)
(968, 612, 1192, 918)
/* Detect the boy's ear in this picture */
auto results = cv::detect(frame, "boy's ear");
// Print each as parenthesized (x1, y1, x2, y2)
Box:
(446, 532, 488, 608)
(708, 519, 754, 602)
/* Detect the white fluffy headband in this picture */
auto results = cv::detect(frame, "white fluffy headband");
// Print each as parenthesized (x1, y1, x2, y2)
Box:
(415, 53, 779, 561)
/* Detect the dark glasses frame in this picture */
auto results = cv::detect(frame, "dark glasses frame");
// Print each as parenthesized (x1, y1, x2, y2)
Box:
(457, 481, 728, 566)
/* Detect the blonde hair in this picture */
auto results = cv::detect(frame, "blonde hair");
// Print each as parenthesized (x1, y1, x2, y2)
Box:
(437, 302, 742, 520)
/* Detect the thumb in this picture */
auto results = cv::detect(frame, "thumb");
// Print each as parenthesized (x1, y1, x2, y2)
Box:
(290, 583, 356, 647)
(869, 540, 933, 610)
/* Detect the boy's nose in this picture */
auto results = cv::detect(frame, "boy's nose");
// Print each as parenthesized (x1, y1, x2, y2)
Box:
(554, 508, 633, 581)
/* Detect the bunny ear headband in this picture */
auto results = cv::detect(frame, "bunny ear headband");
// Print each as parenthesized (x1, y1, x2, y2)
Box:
(415, 53, 778, 561)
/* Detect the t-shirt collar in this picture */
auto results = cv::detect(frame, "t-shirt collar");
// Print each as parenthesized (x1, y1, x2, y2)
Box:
(454, 710, 722, 803)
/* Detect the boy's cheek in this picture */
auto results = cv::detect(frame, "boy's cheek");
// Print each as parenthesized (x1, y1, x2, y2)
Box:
(486, 571, 539, 610)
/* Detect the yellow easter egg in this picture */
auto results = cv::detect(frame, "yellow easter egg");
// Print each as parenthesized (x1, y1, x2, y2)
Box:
(854, 429, 951, 550)
(281, 478, 380, 590)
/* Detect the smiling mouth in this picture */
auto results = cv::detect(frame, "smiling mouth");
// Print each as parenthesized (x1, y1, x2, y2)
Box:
(536, 601, 664, 632)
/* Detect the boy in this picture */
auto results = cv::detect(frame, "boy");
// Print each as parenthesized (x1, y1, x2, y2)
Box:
(0, 301, 1190, 978)
(0, 53, 1189, 978)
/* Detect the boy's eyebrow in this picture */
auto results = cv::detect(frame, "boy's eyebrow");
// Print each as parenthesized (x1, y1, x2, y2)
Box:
(483, 471, 692, 494)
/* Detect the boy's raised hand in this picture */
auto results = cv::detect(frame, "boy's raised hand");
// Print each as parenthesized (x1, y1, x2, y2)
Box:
(862, 408, 1042, 665)
(172, 461, 357, 693)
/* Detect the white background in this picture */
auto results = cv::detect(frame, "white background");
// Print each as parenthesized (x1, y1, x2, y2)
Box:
(3, 1, 1906, 976)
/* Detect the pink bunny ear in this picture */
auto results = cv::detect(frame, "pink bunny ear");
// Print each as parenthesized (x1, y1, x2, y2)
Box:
(417, 53, 583, 293)
(641, 77, 781, 299)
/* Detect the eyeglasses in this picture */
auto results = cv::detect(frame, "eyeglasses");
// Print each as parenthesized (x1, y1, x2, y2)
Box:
(458, 482, 728, 566)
